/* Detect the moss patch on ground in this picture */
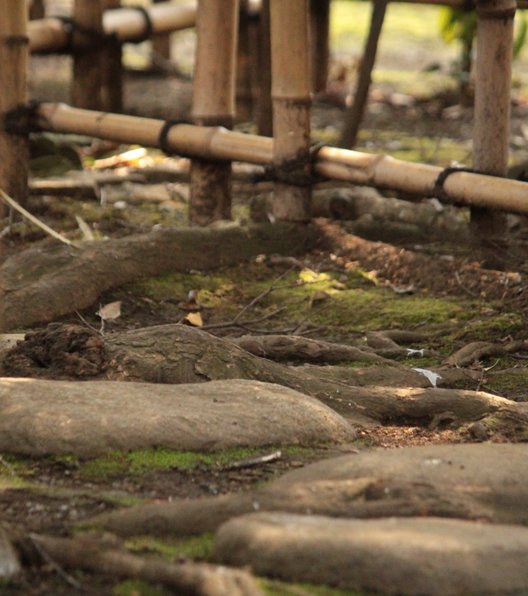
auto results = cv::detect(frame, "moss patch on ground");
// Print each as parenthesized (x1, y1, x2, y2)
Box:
(125, 533, 215, 562)
(77, 446, 314, 480)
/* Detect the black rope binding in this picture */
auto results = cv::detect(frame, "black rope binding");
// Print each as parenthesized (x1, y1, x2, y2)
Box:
(126, 6, 154, 43)
(4, 101, 44, 135)
(158, 119, 192, 155)
(433, 166, 480, 201)
(51, 16, 117, 54)
(252, 141, 327, 185)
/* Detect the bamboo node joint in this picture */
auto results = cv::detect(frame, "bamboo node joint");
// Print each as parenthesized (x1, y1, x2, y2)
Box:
(5, 35, 30, 48)
(51, 16, 118, 53)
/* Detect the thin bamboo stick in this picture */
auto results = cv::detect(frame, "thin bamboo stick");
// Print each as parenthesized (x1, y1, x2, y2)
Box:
(28, 2, 197, 54)
(471, 0, 516, 240)
(190, 0, 239, 226)
(71, 0, 105, 110)
(34, 102, 528, 216)
(0, 1, 29, 214)
(270, 0, 312, 222)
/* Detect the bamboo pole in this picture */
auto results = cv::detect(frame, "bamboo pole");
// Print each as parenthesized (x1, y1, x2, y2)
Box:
(236, 0, 254, 122)
(151, 0, 172, 68)
(310, 0, 330, 93)
(471, 0, 516, 240)
(29, 0, 45, 20)
(0, 2, 29, 215)
(34, 102, 528, 216)
(103, 0, 123, 113)
(255, 0, 273, 137)
(71, 0, 105, 110)
(270, 0, 312, 222)
(339, 0, 388, 148)
(190, 0, 239, 226)
(28, 2, 197, 54)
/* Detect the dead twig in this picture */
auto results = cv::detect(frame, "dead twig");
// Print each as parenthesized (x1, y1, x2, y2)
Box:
(454, 271, 479, 298)
(29, 533, 83, 590)
(0, 189, 77, 248)
(222, 450, 282, 470)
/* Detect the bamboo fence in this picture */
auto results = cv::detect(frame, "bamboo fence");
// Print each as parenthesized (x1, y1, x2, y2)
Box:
(30, 102, 528, 217)
(28, 2, 197, 53)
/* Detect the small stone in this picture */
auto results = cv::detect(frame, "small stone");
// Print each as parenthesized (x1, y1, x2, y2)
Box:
(468, 422, 488, 442)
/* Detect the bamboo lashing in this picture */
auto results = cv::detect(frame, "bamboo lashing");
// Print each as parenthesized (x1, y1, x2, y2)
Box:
(28, 2, 197, 53)
(32, 102, 528, 216)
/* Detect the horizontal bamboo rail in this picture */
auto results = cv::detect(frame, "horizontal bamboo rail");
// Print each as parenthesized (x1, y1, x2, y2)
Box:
(33, 102, 528, 216)
(28, 2, 197, 53)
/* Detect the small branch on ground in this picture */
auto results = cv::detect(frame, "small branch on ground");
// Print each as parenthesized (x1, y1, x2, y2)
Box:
(222, 451, 282, 471)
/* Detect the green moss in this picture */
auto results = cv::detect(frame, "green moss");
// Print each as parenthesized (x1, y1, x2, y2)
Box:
(262, 578, 364, 595)
(125, 272, 236, 305)
(79, 446, 314, 479)
(112, 579, 172, 596)
(291, 288, 464, 333)
(126, 534, 215, 562)
(452, 312, 527, 342)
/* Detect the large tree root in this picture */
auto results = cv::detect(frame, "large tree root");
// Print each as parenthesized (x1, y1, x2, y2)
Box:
(25, 533, 262, 596)
(0, 223, 317, 331)
(3, 323, 528, 435)
(89, 443, 528, 537)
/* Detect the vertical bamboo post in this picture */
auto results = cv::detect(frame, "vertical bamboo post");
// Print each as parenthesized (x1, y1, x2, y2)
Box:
(151, 0, 172, 68)
(236, 0, 254, 122)
(29, 0, 46, 20)
(471, 0, 516, 240)
(310, 0, 330, 93)
(102, 0, 123, 112)
(71, 0, 105, 110)
(270, 0, 312, 222)
(190, 0, 239, 226)
(0, 1, 29, 215)
(256, 0, 273, 136)
(339, 0, 388, 148)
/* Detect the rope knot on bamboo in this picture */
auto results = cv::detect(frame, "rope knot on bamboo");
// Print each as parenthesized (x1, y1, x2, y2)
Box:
(433, 166, 481, 201)
(116, 6, 155, 44)
(255, 142, 326, 186)
(4, 101, 44, 136)
(51, 16, 118, 54)
(157, 118, 193, 155)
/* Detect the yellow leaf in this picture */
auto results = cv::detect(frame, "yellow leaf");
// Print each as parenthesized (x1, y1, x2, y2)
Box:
(185, 312, 203, 327)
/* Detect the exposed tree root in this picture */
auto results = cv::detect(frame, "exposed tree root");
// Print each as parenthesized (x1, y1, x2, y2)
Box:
(231, 334, 394, 364)
(89, 444, 528, 538)
(25, 533, 262, 596)
(445, 339, 528, 367)
(0, 223, 317, 331)
(3, 323, 528, 436)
